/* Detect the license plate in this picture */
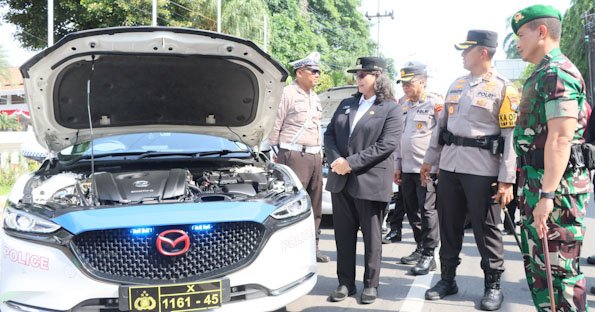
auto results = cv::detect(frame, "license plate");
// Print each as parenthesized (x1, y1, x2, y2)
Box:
(127, 280, 222, 312)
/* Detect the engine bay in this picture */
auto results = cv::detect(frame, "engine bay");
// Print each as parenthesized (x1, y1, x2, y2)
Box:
(20, 163, 294, 208)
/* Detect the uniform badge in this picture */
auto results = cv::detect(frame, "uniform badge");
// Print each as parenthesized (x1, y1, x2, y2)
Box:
(475, 99, 487, 107)
(446, 95, 460, 103)
(402, 106, 409, 112)
(514, 12, 524, 23)
(344, 108, 350, 114)
(448, 105, 455, 115)
(434, 103, 444, 113)
(482, 85, 497, 92)
(454, 84, 464, 89)
(416, 122, 423, 129)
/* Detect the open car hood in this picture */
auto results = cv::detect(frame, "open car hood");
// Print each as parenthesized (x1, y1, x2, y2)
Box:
(20, 27, 288, 152)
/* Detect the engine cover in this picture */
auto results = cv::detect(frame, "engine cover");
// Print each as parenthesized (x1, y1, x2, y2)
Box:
(93, 169, 187, 203)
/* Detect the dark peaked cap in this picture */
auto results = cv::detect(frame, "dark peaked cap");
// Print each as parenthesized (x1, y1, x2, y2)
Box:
(346, 57, 386, 73)
(454, 30, 498, 50)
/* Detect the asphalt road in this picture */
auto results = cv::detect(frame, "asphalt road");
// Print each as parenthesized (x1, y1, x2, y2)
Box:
(286, 198, 595, 312)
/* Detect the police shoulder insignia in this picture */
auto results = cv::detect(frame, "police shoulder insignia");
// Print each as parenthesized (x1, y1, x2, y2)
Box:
(498, 85, 519, 128)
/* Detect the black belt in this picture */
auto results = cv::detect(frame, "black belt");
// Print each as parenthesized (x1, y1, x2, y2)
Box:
(442, 130, 500, 150)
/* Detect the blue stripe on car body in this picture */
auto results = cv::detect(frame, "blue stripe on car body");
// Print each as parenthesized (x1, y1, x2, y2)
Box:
(52, 202, 276, 234)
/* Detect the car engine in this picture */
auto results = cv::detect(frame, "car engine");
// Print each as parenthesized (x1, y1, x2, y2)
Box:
(24, 165, 290, 207)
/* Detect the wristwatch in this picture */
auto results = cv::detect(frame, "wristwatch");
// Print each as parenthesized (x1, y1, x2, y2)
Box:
(539, 189, 555, 200)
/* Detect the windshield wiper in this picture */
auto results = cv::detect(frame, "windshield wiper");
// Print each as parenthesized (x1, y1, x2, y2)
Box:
(60, 151, 152, 163)
(63, 149, 250, 162)
(136, 149, 250, 159)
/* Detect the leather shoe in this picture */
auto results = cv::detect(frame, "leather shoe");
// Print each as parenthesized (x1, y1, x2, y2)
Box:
(316, 251, 330, 263)
(330, 285, 356, 302)
(410, 255, 436, 275)
(360, 287, 377, 304)
(401, 247, 422, 265)
(587, 255, 595, 265)
(425, 279, 458, 300)
(382, 229, 402, 244)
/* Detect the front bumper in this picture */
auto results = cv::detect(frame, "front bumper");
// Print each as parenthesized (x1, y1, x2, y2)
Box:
(0, 214, 316, 311)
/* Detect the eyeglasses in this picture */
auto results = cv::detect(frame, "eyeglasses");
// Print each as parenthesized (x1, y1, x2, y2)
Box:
(355, 71, 372, 79)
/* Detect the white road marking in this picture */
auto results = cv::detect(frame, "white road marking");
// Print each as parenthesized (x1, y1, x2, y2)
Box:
(398, 270, 436, 312)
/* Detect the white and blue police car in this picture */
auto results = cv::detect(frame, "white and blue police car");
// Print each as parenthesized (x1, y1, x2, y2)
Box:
(0, 27, 316, 312)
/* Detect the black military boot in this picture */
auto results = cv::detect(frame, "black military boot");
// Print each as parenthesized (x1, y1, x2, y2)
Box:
(382, 228, 402, 244)
(410, 250, 436, 275)
(401, 246, 423, 265)
(425, 265, 458, 300)
(480, 271, 504, 311)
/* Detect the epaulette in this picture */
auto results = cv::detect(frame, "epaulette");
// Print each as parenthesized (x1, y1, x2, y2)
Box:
(426, 91, 444, 103)
(494, 72, 511, 83)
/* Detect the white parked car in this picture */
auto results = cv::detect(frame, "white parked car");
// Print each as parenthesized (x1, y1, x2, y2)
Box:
(319, 86, 398, 215)
(1, 27, 316, 312)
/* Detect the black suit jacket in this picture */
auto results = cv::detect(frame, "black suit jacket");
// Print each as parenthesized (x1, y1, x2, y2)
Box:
(324, 95, 402, 202)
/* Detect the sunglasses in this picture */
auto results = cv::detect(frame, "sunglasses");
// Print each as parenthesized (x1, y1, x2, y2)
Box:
(303, 68, 321, 75)
(401, 80, 419, 87)
(355, 71, 373, 79)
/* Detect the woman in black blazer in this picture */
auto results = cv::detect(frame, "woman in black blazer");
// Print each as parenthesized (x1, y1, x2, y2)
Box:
(324, 57, 402, 304)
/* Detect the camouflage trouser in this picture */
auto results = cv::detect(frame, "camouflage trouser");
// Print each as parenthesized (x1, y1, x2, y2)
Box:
(519, 181, 589, 312)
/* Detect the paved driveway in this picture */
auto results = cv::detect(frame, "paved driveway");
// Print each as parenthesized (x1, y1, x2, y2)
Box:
(287, 198, 595, 312)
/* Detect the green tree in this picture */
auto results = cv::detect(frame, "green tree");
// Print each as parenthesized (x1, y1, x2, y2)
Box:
(560, 0, 594, 79)
(0, 0, 379, 88)
(0, 113, 21, 131)
(223, 0, 269, 47)
(502, 16, 521, 59)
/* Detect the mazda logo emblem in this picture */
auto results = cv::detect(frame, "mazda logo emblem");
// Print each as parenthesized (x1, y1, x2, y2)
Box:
(133, 180, 150, 188)
(156, 229, 190, 256)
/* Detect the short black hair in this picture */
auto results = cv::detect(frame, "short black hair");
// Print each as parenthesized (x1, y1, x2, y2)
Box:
(525, 17, 561, 41)
(478, 46, 497, 60)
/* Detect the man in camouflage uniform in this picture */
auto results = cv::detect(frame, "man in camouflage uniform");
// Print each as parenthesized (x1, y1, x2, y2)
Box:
(394, 62, 443, 275)
(512, 5, 590, 311)
(420, 30, 518, 311)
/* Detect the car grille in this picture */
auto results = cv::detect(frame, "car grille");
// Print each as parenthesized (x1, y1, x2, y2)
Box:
(70, 222, 265, 282)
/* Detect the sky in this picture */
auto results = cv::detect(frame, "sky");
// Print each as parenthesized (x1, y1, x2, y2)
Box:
(359, 0, 571, 94)
(1, 0, 572, 94)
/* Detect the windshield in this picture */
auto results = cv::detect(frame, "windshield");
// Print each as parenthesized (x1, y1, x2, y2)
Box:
(59, 132, 250, 159)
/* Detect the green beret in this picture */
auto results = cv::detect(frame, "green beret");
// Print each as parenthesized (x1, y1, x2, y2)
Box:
(511, 4, 562, 35)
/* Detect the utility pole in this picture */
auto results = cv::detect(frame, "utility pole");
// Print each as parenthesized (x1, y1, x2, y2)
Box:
(152, 0, 157, 26)
(47, 0, 53, 46)
(584, 11, 595, 107)
(217, 0, 222, 33)
(365, 10, 394, 56)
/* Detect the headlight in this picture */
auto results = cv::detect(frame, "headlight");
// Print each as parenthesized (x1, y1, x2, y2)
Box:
(271, 193, 310, 219)
(3, 207, 61, 234)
